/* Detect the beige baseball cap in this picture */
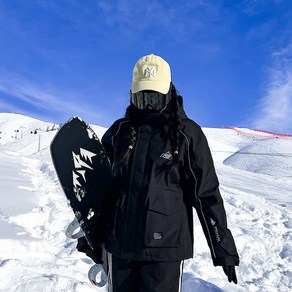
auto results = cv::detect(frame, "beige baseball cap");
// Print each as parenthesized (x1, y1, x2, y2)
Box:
(131, 54, 171, 94)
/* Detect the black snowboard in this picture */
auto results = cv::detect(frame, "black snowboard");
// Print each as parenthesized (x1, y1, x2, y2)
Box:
(50, 117, 112, 252)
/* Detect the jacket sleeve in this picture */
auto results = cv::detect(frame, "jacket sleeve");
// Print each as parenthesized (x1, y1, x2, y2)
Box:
(76, 122, 122, 259)
(184, 123, 239, 267)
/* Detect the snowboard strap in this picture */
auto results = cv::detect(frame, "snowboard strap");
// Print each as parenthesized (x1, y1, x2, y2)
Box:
(65, 217, 85, 239)
(88, 264, 108, 287)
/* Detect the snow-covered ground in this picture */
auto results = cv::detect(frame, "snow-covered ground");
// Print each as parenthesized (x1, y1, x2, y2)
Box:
(0, 113, 291, 292)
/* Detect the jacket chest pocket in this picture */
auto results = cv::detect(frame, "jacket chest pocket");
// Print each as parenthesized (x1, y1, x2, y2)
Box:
(144, 188, 185, 248)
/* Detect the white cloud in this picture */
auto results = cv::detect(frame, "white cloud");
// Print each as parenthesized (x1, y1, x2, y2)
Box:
(0, 73, 104, 123)
(251, 44, 292, 134)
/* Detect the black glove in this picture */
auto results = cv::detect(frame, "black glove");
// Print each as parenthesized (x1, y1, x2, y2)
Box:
(223, 266, 238, 284)
(77, 236, 103, 264)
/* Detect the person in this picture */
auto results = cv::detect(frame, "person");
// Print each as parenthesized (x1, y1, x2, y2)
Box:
(77, 54, 239, 291)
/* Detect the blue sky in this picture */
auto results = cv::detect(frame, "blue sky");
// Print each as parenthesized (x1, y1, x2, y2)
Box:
(0, 0, 292, 133)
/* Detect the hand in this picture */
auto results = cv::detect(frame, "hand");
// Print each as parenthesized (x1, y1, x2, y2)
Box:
(77, 236, 103, 264)
(223, 266, 238, 284)
(85, 244, 103, 264)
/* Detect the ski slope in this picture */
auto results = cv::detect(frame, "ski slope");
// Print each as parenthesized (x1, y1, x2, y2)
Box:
(0, 113, 291, 292)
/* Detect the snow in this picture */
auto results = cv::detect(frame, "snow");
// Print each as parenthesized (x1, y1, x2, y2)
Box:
(0, 112, 291, 291)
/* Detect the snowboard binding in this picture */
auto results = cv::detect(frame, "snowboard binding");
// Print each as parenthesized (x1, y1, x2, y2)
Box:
(66, 218, 108, 287)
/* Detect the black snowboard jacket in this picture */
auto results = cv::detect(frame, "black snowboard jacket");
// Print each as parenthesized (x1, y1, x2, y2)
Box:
(100, 106, 239, 267)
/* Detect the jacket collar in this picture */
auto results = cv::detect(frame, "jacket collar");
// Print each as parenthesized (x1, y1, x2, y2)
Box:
(125, 103, 187, 126)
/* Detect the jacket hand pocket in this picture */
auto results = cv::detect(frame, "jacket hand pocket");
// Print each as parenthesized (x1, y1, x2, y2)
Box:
(144, 189, 185, 248)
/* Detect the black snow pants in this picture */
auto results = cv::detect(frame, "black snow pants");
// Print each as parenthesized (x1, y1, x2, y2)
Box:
(108, 254, 184, 292)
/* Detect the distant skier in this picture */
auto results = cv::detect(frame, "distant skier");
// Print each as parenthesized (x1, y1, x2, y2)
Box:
(78, 54, 239, 291)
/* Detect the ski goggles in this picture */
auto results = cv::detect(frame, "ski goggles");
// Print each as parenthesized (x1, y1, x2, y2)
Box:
(130, 90, 171, 110)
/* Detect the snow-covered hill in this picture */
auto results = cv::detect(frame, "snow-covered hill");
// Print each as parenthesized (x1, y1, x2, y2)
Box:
(0, 113, 291, 292)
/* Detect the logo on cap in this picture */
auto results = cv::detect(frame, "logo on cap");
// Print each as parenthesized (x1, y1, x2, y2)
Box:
(144, 67, 156, 79)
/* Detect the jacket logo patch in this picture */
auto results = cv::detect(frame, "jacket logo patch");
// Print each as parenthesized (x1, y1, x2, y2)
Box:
(160, 151, 172, 160)
(210, 218, 221, 243)
(153, 232, 163, 240)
